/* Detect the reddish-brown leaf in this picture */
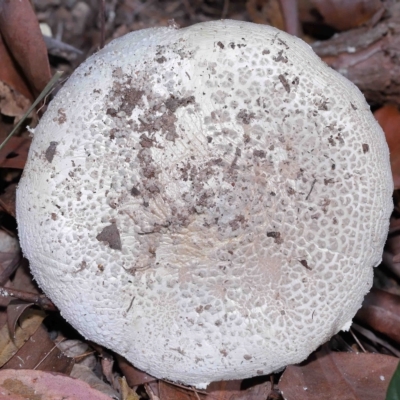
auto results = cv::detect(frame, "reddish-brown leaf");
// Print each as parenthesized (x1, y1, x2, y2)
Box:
(0, 183, 17, 217)
(310, 0, 383, 31)
(0, 0, 51, 97)
(2, 323, 74, 374)
(206, 380, 271, 400)
(116, 354, 157, 386)
(156, 379, 272, 400)
(0, 369, 111, 399)
(7, 300, 34, 340)
(158, 381, 201, 400)
(356, 288, 400, 343)
(0, 33, 32, 102)
(279, 346, 398, 400)
(374, 104, 400, 189)
(0, 136, 31, 169)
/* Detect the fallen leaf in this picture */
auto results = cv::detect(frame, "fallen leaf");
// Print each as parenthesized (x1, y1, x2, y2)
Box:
(0, 0, 51, 97)
(0, 33, 31, 102)
(2, 323, 74, 374)
(70, 364, 119, 399)
(116, 354, 157, 386)
(0, 308, 44, 367)
(120, 376, 140, 400)
(7, 300, 34, 340)
(309, 0, 383, 31)
(0, 183, 17, 217)
(0, 81, 31, 122)
(157, 379, 272, 400)
(279, 346, 398, 400)
(356, 288, 400, 343)
(246, 0, 285, 30)
(374, 104, 400, 189)
(158, 381, 202, 400)
(0, 369, 112, 399)
(0, 137, 31, 169)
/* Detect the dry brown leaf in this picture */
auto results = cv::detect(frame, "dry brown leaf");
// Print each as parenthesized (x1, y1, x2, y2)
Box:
(156, 379, 272, 400)
(0, 0, 51, 97)
(0, 33, 32, 102)
(0, 308, 44, 368)
(70, 364, 119, 398)
(158, 381, 203, 400)
(0, 137, 31, 170)
(310, 0, 383, 31)
(116, 354, 157, 386)
(2, 323, 74, 374)
(0, 369, 112, 399)
(7, 300, 35, 340)
(0, 183, 17, 217)
(207, 380, 271, 400)
(120, 376, 140, 400)
(246, 0, 285, 30)
(279, 346, 398, 400)
(0, 81, 31, 122)
(374, 104, 400, 189)
(356, 288, 400, 343)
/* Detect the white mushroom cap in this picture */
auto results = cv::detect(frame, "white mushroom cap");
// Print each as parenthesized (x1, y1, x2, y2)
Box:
(16, 20, 393, 388)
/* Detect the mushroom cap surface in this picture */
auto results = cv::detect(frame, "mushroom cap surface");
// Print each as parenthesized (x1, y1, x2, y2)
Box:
(16, 20, 393, 388)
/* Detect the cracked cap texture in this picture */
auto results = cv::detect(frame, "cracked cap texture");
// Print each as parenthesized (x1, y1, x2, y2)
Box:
(16, 20, 393, 388)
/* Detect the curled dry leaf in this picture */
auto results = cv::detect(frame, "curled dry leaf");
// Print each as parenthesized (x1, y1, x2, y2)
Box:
(0, 35, 31, 121)
(0, 308, 44, 368)
(279, 346, 399, 400)
(0, 34, 31, 102)
(0, 0, 51, 98)
(7, 300, 35, 340)
(0, 369, 112, 399)
(374, 104, 400, 189)
(356, 288, 400, 344)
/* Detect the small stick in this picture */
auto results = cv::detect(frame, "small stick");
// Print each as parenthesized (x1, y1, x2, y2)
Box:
(350, 328, 367, 353)
(99, 0, 106, 49)
(0, 286, 57, 311)
(0, 71, 63, 152)
(305, 179, 317, 200)
(221, 0, 230, 19)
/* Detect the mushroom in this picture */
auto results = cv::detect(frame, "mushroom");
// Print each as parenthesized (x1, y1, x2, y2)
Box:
(16, 20, 393, 388)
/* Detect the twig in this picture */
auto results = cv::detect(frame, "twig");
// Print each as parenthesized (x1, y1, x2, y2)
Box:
(305, 179, 317, 200)
(0, 286, 57, 311)
(350, 328, 367, 353)
(221, 0, 230, 19)
(33, 343, 58, 369)
(0, 71, 63, 152)
(278, 0, 300, 36)
(352, 323, 400, 357)
(161, 379, 208, 397)
(99, 0, 106, 49)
